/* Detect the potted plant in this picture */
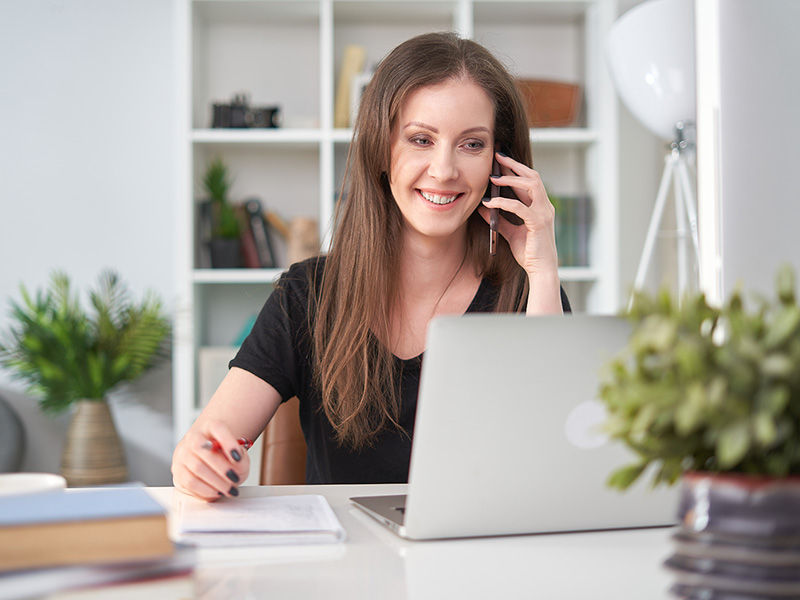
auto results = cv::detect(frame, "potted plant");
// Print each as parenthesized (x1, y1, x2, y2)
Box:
(203, 157, 242, 268)
(0, 271, 170, 486)
(599, 265, 800, 597)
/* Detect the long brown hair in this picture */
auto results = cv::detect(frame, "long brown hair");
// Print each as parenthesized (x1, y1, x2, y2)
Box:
(313, 32, 532, 449)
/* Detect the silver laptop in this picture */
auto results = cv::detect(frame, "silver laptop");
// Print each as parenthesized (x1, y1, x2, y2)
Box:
(351, 314, 677, 540)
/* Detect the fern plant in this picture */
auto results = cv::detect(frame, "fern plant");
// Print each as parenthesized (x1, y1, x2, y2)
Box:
(600, 265, 800, 490)
(0, 271, 171, 413)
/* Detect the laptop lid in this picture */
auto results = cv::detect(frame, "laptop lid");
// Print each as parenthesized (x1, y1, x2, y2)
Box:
(401, 314, 677, 540)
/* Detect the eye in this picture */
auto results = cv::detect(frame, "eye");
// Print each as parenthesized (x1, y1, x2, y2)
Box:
(409, 135, 432, 146)
(463, 139, 486, 151)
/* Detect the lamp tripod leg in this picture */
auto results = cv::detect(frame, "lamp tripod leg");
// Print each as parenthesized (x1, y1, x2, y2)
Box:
(675, 164, 688, 298)
(677, 158, 700, 262)
(629, 155, 676, 310)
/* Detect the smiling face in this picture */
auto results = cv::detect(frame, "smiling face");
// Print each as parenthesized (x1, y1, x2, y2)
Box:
(388, 77, 495, 244)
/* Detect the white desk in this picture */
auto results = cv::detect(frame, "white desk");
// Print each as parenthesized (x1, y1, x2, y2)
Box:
(52, 484, 675, 599)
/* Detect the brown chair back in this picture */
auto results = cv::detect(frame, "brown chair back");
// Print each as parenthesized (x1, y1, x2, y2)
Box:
(259, 396, 307, 485)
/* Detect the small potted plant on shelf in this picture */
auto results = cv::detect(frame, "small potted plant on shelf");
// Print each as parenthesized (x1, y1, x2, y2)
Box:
(203, 157, 242, 268)
(0, 271, 171, 486)
(599, 265, 800, 598)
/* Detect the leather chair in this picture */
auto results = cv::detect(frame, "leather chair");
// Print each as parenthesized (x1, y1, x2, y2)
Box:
(258, 218, 315, 485)
(259, 396, 306, 484)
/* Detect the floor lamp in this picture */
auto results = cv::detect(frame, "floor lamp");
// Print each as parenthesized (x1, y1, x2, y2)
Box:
(606, 0, 698, 307)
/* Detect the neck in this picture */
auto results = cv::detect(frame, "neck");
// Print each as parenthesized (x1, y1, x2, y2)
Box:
(397, 231, 469, 302)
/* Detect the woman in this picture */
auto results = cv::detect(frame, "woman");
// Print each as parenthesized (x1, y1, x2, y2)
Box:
(171, 32, 570, 499)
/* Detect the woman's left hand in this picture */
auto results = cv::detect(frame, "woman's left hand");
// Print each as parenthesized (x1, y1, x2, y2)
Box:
(477, 152, 559, 276)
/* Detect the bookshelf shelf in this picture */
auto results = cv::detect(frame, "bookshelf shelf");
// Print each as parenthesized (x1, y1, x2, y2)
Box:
(175, 0, 620, 441)
(192, 128, 324, 146)
(192, 268, 284, 284)
(558, 267, 600, 282)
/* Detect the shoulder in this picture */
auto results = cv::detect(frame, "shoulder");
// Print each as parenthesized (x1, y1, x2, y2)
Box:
(276, 255, 326, 294)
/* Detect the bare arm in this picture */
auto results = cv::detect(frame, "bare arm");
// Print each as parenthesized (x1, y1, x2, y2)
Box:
(171, 366, 283, 501)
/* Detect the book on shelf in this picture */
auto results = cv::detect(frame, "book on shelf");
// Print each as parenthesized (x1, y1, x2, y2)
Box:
(0, 486, 173, 573)
(197, 200, 213, 269)
(244, 197, 277, 268)
(235, 204, 261, 269)
(553, 194, 592, 267)
(174, 493, 346, 547)
(334, 44, 366, 128)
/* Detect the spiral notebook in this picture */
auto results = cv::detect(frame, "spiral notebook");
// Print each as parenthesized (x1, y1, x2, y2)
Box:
(174, 493, 346, 547)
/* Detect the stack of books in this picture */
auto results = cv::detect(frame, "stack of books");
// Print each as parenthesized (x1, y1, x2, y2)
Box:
(552, 194, 592, 267)
(0, 486, 193, 598)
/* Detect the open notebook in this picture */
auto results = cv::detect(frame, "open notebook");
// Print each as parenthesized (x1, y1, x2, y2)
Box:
(174, 494, 346, 547)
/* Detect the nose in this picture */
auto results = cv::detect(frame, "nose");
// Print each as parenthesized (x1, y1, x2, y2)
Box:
(427, 147, 459, 182)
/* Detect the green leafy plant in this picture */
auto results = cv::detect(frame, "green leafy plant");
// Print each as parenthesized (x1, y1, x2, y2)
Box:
(203, 157, 240, 240)
(600, 265, 800, 490)
(0, 271, 171, 413)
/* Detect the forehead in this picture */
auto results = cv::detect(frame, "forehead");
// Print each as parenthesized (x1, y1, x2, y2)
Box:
(396, 78, 495, 129)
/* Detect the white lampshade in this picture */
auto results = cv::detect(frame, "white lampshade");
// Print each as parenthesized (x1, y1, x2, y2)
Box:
(606, 0, 696, 141)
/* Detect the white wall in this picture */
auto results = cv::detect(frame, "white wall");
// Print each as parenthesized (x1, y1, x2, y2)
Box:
(0, 0, 179, 484)
(712, 0, 800, 298)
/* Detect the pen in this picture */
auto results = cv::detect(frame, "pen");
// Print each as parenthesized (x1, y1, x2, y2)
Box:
(489, 160, 500, 256)
(202, 437, 253, 452)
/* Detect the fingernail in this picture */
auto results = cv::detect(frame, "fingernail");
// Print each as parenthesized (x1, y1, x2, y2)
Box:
(226, 469, 240, 483)
(231, 449, 242, 462)
(497, 151, 508, 157)
(229, 486, 239, 497)
(489, 174, 501, 179)
(217, 491, 224, 497)
(482, 198, 491, 204)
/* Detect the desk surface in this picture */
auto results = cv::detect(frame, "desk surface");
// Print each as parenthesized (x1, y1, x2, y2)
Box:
(52, 484, 675, 600)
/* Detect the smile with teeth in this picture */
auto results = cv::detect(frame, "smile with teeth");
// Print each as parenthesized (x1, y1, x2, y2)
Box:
(419, 190, 462, 205)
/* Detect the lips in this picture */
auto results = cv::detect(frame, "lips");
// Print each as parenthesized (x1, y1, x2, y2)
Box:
(418, 189, 463, 205)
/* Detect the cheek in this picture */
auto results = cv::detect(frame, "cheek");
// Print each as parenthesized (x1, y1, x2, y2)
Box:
(390, 151, 424, 185)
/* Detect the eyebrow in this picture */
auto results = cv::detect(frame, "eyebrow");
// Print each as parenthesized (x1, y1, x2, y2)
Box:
(404, 121, 491, 135)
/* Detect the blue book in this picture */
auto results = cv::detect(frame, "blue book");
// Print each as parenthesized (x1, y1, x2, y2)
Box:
(0, 486, 173, 572)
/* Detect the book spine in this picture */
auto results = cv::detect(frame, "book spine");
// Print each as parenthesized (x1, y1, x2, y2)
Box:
(577, 195, 589, 267)
(334, 45, 366, 128)
(236, 205, 261, 269)
(197, 200, 212, 269)
(244, 198, 276, 268)
(563, 196, 575, 267)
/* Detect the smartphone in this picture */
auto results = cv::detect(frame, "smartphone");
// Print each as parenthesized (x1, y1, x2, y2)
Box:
(487, 156, 524, 256)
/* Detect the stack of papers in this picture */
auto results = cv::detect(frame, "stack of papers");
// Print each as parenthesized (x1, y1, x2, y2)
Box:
(174, 494, 346, 547)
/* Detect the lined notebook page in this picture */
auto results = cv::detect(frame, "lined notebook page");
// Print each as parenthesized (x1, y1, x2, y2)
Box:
(174, 494, 346, 547)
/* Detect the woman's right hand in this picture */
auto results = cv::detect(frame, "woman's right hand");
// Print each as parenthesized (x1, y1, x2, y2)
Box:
(171, 419, 252, 501)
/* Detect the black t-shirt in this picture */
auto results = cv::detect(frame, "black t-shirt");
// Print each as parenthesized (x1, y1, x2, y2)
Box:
(230, 256, 570, 484)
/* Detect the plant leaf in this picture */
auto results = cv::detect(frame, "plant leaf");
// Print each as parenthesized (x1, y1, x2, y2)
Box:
(607, 462, 648, 490)
(716, 421, 751, 468)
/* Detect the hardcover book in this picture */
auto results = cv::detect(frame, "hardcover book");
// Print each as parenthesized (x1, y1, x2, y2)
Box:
(0, 487, 173, 572)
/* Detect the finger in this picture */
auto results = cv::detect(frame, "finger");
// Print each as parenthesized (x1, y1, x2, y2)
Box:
(205, 421, 250, 482)
(488, 175, 539, 206)
(482, 196, 531, 223)
(495, 152, 536, 178)
(173, 461, 229, 501)
(477, 205, 521, 242)
(185, 449, 241, 497)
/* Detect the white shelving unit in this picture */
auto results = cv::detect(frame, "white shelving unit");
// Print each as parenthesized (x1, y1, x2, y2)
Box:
(174, 0, 619, 441)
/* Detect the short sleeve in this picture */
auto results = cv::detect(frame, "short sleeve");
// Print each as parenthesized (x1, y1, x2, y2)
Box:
(228, 260, 317, 402)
